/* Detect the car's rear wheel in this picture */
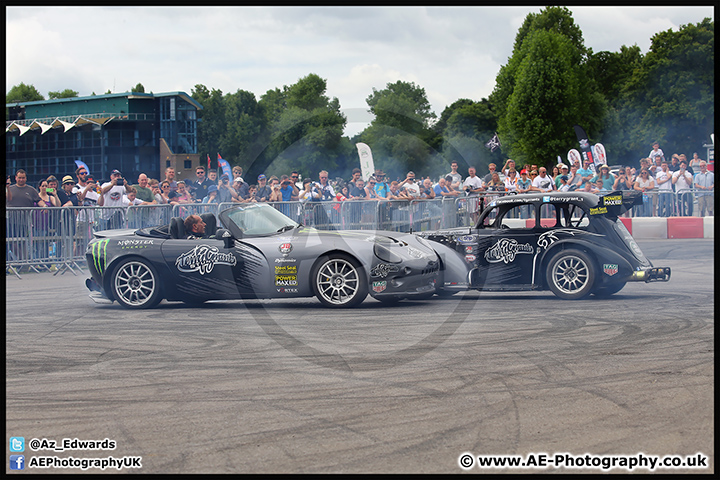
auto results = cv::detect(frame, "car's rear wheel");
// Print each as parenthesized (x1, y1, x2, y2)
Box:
(313, 254, 367, 308)
(546, 249, 595, 300)
(111, 258, 162, 309)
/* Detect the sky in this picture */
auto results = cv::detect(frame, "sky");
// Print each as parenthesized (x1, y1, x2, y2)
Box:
(5, 6, 715, 137)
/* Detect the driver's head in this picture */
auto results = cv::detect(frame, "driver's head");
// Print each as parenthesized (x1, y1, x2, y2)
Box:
(184, 215, 205, 235)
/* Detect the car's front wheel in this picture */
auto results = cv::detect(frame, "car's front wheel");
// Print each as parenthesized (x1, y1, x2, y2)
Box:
(111, 258, 162, 309)
(546, 249, 595, 300)
(313, 254, 368, 308)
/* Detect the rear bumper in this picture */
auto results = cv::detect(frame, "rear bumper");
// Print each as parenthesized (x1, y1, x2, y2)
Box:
(628, 267, 671, 283)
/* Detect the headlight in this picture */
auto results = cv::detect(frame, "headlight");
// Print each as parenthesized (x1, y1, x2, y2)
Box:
(374, 243, 403, 263)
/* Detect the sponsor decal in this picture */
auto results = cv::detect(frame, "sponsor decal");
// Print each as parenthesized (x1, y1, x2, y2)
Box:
(279, 243, 293, 255)
(275, 275, 298, 287)
(464, 245, 474, 253)
(407, 246, 424, 259)
(603, 195, 622, 206)
(275, 265, 298, 275)
(276, 287, 298, 293)
(275, 257, 297, 263)
(371, 263, 399, 278)
(117, 239, 154, 248)
(91, 239, 110, 274)
(175, 245, 237, 275)
(590, 206, 608, 215)
(457, 235, 476, 244)
(465, 254, 476, 262)
(372, 281, 387, 293)
(484, 238, 534, 264)
(603, 264, 619, 276)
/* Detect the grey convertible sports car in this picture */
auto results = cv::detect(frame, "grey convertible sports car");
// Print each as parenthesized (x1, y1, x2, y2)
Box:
(85, 203, 440, 308)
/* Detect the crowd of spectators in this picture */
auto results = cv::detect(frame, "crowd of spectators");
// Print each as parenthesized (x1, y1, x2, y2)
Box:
(6, 142, 714, 220)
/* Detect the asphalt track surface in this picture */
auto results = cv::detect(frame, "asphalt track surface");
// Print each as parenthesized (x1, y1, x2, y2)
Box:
(6, 239, 714, 474)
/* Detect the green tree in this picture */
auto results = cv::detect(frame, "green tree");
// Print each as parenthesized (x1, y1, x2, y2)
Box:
(361, 80, 437, 177)
(6, 82, 44, 103)
(491, 6, 604, 167)
(436, 99, 502, 173)
(219, 89, 266, 169)
(616, 18, 714, 161)
(131, 83, 145, 93)
(257, 73, 347, 179)
(192, 84, 227, 164)
(48, 88, 79, 99)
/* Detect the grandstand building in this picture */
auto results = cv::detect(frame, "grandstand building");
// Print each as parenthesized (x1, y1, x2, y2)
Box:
(6, 91, 202, 185)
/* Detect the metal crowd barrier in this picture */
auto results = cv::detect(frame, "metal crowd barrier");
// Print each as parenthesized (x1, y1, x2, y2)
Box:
(6, 189, 713, 278)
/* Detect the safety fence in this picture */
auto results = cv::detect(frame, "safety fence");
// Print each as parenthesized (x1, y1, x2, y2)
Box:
(5, 189, 713, 278)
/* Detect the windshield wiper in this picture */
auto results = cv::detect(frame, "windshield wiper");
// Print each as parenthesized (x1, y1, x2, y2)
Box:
(276, 225, 296, 233)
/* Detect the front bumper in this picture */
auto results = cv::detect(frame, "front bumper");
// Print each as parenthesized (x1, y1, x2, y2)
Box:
(628, 267, 671, 283)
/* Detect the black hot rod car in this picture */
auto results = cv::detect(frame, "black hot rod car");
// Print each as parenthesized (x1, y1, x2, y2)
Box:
(418, 190, 671, 300)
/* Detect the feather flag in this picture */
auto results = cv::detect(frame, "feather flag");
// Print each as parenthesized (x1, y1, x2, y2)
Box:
(207, 154, 211, 171)
(355, 143, 375, 182)
(485, 133, 501, 152)
(217, 154, 232, 179)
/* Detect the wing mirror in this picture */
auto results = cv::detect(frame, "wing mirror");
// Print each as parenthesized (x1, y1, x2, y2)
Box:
(215, 228, 235, 248)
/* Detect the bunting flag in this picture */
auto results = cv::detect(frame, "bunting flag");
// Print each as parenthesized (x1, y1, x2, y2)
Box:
(217, 154, 232, 179)
(485, 133, 501, 152)
(74, 160, 90, 176)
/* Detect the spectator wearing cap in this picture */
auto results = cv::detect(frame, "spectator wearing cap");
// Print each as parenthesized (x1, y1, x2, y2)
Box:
(517, 169, 533, 194)
(232, 176, 251, 202)
(216, 173, 235, 203)
(254, 174, 272, 202)
(557, 174, 572, 192)
(373, 169, 390, 198)
(555, 164, 570, 189)
(202, 184, 220, 204)
(400, 171, 421, 198)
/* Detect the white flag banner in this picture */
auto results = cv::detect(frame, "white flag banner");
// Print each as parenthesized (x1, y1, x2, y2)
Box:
(593, 143, 607, 166)
(567, 149, 582, 166)
(356, 143, 375, 181)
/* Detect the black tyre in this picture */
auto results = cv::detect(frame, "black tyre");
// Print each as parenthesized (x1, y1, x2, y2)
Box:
(111, 258, 162, 309)
(313, 254, 368, 308)
(546, 249, 596, 300)
(593, 282, 626, 297)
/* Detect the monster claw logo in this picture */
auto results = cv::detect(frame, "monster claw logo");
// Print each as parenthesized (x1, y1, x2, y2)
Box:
(91, 239, 110, 274)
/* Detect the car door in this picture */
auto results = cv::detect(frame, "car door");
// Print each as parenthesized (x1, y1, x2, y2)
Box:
(472, 202, 539, 289)
(161, 237, 257, 300)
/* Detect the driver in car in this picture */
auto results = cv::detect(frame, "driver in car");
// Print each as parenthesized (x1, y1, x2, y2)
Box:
(184, 215, 208, 239)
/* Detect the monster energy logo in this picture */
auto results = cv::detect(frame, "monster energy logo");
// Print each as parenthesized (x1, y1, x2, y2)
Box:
(91, 239, 110, 274)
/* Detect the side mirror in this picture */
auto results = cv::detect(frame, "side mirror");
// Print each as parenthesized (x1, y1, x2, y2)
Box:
(215, 228, 235, 249)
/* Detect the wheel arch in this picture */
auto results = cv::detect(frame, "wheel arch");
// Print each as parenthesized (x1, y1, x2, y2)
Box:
(539, 240, 600, 290)
(103, 254, 167, 303)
